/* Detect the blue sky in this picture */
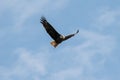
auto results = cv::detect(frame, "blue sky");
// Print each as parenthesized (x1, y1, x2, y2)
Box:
(0, 0, 120, 80)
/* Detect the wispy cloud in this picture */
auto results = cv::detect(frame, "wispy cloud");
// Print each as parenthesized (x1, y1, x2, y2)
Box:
(48, 29, 116, 80)
(0, 0, 69, 32)
(1, 29, 115, 80)
(92, 8, 120, 31)
(0, 0, 70, 48)
(0, 24, 117, 80)
(49, 68, 83, 80)
(0, 1, 119, 80)
(0, 48, 49, 80)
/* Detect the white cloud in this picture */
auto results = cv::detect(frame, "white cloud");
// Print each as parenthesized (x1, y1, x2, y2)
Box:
(51, 29, 116, 80)
(0, 1, 119, 80)
(15, 48, 47, 74)
(92, 8, 120, 31)
(0, 48, 49, 80)
(74, 29, 115, 65)
(48, 0, 69, 11)
(0, 29, 117, 80)
(49, 68, 83, 80)
(0, 0, 69, 32)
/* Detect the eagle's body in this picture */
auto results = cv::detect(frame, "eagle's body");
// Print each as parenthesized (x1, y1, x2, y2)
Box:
(40, 16, 79, 47)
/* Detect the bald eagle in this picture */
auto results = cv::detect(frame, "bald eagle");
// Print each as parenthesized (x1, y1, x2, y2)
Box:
(40, 16, 79, 48)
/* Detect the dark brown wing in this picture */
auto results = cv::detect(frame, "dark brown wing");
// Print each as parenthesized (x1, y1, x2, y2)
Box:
(63, 30, 79, 41)
(40, 16, 61, 40)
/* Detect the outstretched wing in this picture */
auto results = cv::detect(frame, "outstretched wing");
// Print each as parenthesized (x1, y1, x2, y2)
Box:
(40, 16, 61, 40)
(63, 30, 79, 41)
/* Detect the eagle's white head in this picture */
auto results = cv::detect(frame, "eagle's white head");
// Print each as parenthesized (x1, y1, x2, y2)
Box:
(60, 35, 65, 39)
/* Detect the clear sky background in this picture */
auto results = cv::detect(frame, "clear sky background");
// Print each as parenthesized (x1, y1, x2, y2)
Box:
(0, 0, 120, 80)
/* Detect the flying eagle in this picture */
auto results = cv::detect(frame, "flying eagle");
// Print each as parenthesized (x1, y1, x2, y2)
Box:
(40, 16, 79, 48)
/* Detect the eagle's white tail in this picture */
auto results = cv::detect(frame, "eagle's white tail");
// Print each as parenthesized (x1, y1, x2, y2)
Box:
(50, 41, 58, 48)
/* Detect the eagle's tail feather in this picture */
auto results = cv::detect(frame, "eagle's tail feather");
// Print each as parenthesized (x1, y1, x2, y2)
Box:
(50, 41, 58, 48)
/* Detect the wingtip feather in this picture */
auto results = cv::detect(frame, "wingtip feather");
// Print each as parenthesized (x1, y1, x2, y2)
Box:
(75, 29, 79, 34)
